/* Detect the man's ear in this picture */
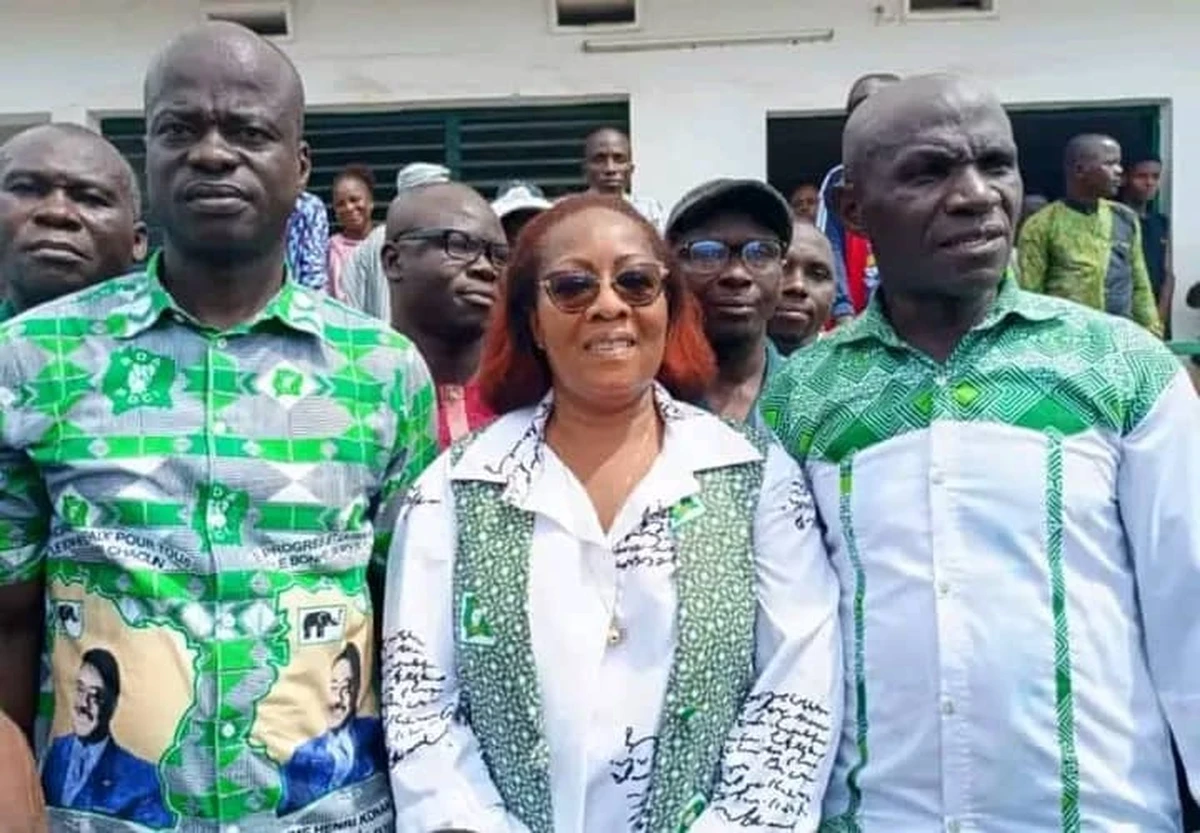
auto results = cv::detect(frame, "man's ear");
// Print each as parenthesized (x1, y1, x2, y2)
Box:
(837, 180, 866, 238)
(131, 221, 150, 263)
(381, 240, 403, 284)
(297, 140, 313, 191)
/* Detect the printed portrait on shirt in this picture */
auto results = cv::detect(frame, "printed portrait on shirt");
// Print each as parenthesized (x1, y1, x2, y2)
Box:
(254, 587, 385, 817)
(43, 585, 188, 829)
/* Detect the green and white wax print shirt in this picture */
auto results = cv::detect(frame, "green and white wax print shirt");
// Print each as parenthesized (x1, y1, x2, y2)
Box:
(0, 253, 438, 831)
(762, 277, 1200, 832)
(380, 385, 843, 833)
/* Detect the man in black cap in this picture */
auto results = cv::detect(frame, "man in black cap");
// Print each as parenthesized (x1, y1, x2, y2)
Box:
(666, 179, 793, 428)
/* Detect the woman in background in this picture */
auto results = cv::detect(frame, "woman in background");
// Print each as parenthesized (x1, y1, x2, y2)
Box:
(380, 194, 841, 833)
(327, 164, 376, 299)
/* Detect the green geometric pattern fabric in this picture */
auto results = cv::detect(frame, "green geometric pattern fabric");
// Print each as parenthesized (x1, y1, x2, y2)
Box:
(1043, 433, 1081, 833)
(764, 277, 1181, 831)
(762, 277, 1179, 465)
(0, 252, 437, 829)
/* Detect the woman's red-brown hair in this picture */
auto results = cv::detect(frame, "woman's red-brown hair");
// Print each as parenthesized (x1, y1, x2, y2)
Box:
(477, 193, 715, 415)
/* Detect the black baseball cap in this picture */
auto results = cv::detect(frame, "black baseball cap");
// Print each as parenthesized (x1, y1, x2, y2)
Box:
(665, 179, 795, 248)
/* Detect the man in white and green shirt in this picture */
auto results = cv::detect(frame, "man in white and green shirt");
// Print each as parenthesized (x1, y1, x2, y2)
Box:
(0, 22, 436, 831)
(764, 74, 1199, 831)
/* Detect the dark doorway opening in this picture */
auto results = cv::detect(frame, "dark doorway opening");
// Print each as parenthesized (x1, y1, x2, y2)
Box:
(767, 103, 1163, 208)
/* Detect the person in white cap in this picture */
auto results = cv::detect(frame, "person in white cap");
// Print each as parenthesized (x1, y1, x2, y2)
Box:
(339, 162, 451, 320)
(491, 179, 552, 244)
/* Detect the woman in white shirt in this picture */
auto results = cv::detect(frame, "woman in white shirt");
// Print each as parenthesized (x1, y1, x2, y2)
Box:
(380, 193, 842, 833)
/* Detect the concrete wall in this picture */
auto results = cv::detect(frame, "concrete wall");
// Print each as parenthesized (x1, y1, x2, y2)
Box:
(0, 0, 1193, 330)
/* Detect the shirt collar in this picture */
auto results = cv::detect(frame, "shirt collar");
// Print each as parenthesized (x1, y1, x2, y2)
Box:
(112, 250, 326, 341)
(71, 734, 109, 763)
(837, 272, 1059, 351)
(450, 382, 763, 509)
(763, 337, 783, 381)
(0, 298, 16, 324)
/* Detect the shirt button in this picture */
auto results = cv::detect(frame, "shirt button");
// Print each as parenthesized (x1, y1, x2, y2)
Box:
(947, 820, 961, 833)
(221, 721, 236, 739)
(930, 468, 945, 485)
(941, 698, 956, 716)
(213, 421, 228, 435)
(216, 336, 229, 349)
(937, 581, 951, 597)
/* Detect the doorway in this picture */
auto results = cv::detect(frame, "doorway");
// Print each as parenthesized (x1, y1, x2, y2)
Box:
(767, 102, 1164, 207)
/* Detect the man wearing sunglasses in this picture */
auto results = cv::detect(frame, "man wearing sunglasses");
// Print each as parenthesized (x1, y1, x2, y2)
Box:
(382, 181, 506, 448)
(666, 178, 793, 430)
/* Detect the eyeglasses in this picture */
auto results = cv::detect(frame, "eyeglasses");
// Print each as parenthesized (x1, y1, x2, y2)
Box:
(676, 238, 784, 276)
(539, 264, 667, 314)
(391, 227, 510, 268)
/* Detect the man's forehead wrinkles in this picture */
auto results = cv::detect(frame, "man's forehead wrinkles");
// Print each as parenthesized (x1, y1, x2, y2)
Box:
(4, 165, 114, 189)
(149, 94, 283, 124)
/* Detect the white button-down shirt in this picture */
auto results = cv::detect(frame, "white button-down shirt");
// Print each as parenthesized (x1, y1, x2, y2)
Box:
(764, 281, 1200, 831)
(381, 389, 842, 832)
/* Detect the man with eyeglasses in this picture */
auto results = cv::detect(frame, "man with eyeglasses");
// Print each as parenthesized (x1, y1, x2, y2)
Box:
(382, 181, 505, 447)
(666, 179, 793, 430)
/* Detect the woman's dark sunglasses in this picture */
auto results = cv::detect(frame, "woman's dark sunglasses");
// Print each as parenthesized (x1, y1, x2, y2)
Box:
(539, 264, 667, 314)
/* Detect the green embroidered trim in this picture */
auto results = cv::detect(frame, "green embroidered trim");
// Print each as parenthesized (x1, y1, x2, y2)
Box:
(819, 460, 868, 833)
(451, 476, 553, 833)
(1045, 432, 1081, 832)
(643, 457, 761, 831)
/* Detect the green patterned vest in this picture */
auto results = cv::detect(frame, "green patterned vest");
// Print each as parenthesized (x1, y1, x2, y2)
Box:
(448, 423, 769, 832)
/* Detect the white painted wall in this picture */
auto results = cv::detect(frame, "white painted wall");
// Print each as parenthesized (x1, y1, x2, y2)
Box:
(0, 0, 1194, 332)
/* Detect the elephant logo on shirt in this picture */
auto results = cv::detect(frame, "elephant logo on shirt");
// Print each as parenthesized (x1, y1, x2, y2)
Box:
(298, 606, 346, 646)
(54, 600, 83, 639)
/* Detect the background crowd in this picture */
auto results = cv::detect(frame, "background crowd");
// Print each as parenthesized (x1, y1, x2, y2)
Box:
(0, 18, 1196, 833)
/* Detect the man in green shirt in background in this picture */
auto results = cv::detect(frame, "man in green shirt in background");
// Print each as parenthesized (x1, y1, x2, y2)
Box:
(1018, 133, 1161, 335)
(0, 124, 146, 322)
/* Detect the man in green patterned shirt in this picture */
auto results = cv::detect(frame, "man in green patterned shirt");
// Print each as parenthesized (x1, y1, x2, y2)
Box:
(1017, 133, 1162, 335)
(763, 74, 1199, 832)
(0, 123, 147, 322)
(0, 22, 436, 831)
